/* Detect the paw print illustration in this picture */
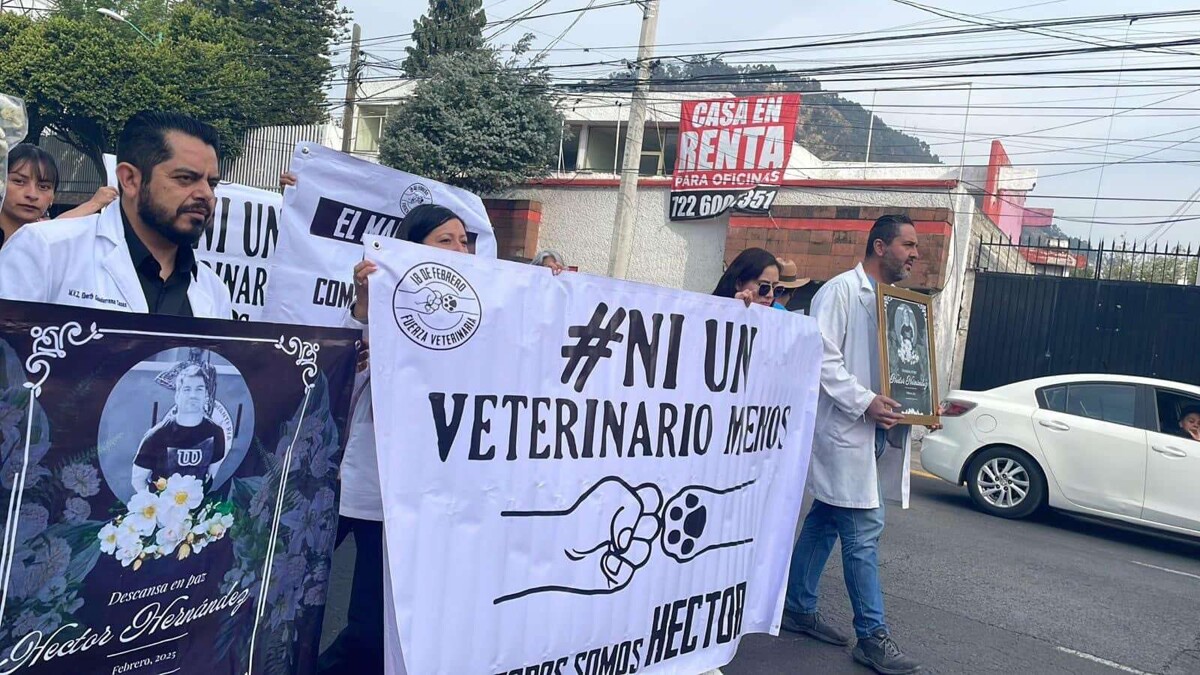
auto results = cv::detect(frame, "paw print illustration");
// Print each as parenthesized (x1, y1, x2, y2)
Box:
(441, 294, 458, 312)
(660, 480, 756, 563)
(665, 493, 707, 558)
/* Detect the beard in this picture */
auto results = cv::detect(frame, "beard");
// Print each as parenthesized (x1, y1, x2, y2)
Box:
(137, 189, 212, 247)
(882, 254, 912, 284)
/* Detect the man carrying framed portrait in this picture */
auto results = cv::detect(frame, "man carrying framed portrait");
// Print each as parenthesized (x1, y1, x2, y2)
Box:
(779, 214, 939, 675)
(878, 285, 940, 426)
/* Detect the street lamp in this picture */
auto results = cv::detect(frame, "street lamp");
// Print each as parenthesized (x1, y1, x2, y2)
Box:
(97, 8, 160, 46)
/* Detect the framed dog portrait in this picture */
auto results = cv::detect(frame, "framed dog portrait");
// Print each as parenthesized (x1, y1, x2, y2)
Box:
(877, 285, 940, 426)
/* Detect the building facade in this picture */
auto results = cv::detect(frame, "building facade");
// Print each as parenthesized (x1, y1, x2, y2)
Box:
(32, 84, 1050, 391)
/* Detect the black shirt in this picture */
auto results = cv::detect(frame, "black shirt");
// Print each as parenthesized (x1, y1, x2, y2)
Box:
(134, 418, 227, 486)
(122, 207, 196, 317)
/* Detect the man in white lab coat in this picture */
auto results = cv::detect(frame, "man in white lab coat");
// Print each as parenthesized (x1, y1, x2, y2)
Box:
(780, 214, 925, 674)
(0, 111, 231, 319)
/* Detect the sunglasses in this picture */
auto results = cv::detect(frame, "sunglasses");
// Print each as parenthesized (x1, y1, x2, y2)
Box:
(756, 283, 789, 298)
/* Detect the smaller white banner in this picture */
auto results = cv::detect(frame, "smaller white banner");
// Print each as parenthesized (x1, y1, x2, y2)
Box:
(365, 238, 823, 675)
(263, 143, 497, 327)
(196, 183, 284, 321)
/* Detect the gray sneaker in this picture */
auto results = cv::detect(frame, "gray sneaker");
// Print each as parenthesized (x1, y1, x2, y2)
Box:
(853, 630, 923, 674)
(780, 610, 851, 646)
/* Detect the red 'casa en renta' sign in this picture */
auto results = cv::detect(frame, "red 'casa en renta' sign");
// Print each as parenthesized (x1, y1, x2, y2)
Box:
(670, 94, 802, 221)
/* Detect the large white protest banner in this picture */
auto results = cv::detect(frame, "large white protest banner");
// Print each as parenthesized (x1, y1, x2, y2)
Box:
(263, 143, 497, 327)
(365, 238, 823, 675)
(104, 153, 284, 321)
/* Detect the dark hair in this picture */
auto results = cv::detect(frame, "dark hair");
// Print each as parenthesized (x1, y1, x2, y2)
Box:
(713, 248, 779, 298)
(1181, 405, 1200, 419)
(865, 214, 914, 258)
(7, 143, 59, 192)
(116, 111, 221, 184)
(397, 204, 463, 244)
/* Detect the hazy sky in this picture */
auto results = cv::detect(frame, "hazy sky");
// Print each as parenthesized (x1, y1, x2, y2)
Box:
(338, 0, 1200, 245)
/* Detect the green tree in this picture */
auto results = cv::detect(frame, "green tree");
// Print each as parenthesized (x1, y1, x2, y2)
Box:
(402, 0, 487, 77)
(192, 0, 350, 126)
(0, 7, 269, 174)
(380, 42, 562, 194)
(1101, 246, 1199, 285)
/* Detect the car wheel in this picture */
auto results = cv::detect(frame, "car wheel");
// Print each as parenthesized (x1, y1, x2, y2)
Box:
(966, 446, 1045, 519)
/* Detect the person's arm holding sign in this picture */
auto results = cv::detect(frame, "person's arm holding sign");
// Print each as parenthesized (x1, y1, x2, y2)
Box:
(814, 283, 903, 430)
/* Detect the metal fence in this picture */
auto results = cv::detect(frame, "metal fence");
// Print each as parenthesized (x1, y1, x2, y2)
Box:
(975, 235, 1199, 286)
(220, 124, 334, 192)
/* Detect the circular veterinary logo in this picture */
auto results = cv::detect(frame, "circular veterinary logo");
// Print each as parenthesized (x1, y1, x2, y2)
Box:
(399, 183, 433, 215)
(393, 263, 481, 351)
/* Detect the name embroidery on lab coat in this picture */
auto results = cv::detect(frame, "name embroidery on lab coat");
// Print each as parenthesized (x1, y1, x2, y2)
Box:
(68, 288, 129, 308)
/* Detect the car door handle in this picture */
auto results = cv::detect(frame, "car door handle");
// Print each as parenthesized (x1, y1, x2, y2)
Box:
(1039, 419, 1071, 431)
(1152, 445, 1188, 459)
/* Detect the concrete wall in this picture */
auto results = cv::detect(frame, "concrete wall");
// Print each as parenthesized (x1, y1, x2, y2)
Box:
(503, 183, 730, 293)
(504, 180, 976, 293)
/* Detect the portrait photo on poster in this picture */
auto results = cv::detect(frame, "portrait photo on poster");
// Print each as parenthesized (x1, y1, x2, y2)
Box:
(877, 286, 939, 425)
(97, 347, 255, 503)
(94, 347, 255, 571)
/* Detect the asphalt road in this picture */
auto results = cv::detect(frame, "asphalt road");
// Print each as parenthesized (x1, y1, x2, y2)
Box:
(321, 466, 1200, 675)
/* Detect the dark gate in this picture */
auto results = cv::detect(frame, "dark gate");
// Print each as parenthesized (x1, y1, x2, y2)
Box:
(960, 239, 1200, 391)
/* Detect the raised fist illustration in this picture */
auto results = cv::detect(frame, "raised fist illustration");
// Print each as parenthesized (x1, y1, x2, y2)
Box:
(495, 476, 662, 604)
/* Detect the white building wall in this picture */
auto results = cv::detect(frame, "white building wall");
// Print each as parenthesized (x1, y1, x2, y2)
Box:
(504, 185, 730, 293)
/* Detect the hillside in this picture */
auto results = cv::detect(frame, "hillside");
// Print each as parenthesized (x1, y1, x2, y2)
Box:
(596, 57, 940, 164)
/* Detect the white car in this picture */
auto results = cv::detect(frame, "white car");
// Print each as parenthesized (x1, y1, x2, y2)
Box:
(921, 374, 1200, 538)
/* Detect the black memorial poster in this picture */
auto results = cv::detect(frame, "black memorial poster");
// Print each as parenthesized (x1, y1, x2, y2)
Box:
(0, 301, 357, 675)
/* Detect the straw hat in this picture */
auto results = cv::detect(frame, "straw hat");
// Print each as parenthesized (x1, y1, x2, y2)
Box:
(777, 259, 811, 289)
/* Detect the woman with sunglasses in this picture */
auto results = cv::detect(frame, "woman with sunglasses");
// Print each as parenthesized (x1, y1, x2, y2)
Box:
(713, 247, 782, 307)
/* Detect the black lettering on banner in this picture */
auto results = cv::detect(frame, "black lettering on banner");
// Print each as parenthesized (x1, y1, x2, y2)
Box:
(430, 393, 469, 462)
(469, 395, 498, 460)
(242, 200, 280, 259)
(502, 395, 530, 461)
(209, 262, 269, 308)
(200, 197, 231, 253)
(580, 399, 599, 459)
(704, 321, 757, 393)
(497, 657, 567, 675)
(530, 397, 552, 459)
(629, 403, 652, 458)
(428, 395, 726, 462)
(572, 640, 643, 675)
(311, 277, 355, 308)
(602, 401, 626, 458)
(643, 583, 747, 668)
(555, 398, 579, 459)
(310, 197, 403, 244)
(656, 403, 678, 458)
(622, 312, 685, 390)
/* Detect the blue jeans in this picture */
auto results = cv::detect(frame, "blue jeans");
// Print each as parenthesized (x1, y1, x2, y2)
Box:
(784, 480, 888, 638)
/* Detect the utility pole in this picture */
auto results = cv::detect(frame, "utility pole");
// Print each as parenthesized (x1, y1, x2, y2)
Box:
(607, 0, 659, 280)
(341, 23, 362, 154)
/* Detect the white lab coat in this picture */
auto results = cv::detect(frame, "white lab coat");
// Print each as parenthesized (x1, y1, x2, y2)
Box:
(0, 201, 233, 319)
(808, 263, 912, 510)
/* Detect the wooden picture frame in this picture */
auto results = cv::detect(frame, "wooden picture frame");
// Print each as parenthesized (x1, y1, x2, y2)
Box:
(877, 285, 940, 426)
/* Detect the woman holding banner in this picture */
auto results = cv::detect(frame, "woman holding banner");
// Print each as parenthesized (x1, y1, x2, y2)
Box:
(321, 204, 473, 674)
(713, 247, 783, 308)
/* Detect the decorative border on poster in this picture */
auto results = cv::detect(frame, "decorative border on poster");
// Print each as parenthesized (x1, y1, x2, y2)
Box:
(245, 337, 320, 674)
(0, 323, 325, 675)
(0, 322, 105, 624)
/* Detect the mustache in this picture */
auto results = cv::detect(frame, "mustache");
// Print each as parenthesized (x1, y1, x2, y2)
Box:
(178, 201, 213, 217)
